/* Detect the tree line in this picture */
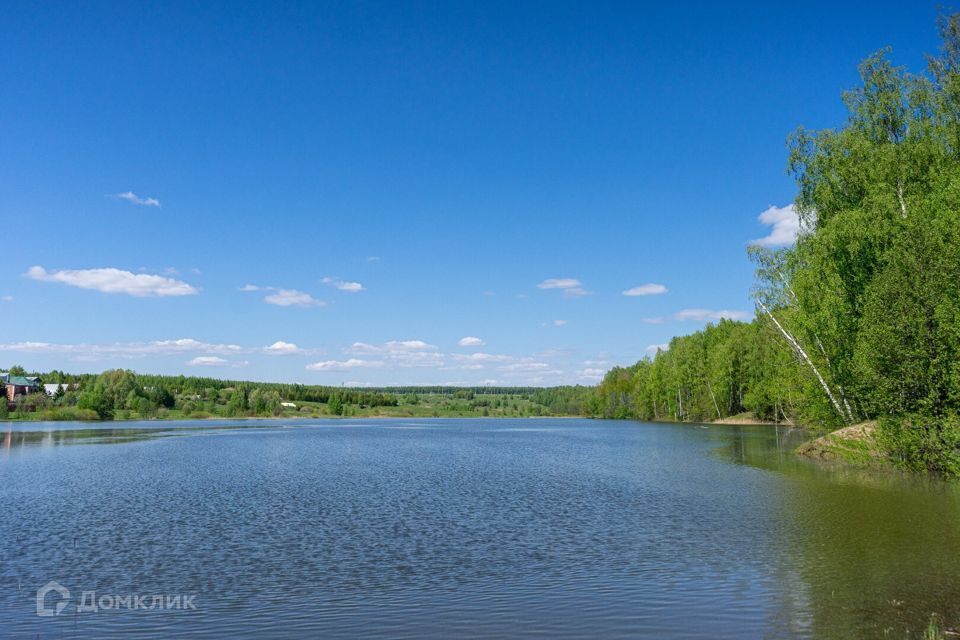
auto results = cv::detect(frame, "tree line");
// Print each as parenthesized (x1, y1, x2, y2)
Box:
(0, 367, 597, 420)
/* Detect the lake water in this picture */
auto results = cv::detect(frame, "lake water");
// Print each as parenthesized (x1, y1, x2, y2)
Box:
(1, 418, 959, 638)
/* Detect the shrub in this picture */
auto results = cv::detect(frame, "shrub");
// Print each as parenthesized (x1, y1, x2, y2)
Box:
(37, 407, 101, 421)
(876, 414, 960, 477)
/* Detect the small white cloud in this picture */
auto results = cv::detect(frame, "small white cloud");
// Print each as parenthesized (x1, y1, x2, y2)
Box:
(0, 295, 12, 302)
(458, 336, 485, 347)
(306, 358, 384, 371)
(0, 337, 321, 362)
(450, 352, 514, 363)
(187, 356, 229, 367)
(645, 344, 669, 355)
(263, 341, 303, 355)
(578, 367, 606, 381)
(538, 278, 581, 290)
(109, 191, 161, 207)
(322, 277, 365, 293)
(348, 340, 435, 354)
(674, 309, 751, 322)
(346, 340, 442, 368)
(241, 284, 324, 307)
(623, 283, 668, 297)
(498, 362, 552, 372)
(367, 256, 380, 262)
(26, 266, 198, 297)
(751, 204, 801, 247)
(553, 319, 567, 326)
(264, 289, 325, 308)
(537, 278, 592, 297)
(641, 317, 666, 324)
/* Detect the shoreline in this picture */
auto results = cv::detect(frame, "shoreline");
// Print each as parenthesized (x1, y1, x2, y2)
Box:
(0, 412, 587, 426)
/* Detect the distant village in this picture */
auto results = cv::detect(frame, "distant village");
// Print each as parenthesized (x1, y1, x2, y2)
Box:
(2, 373, 74, 410)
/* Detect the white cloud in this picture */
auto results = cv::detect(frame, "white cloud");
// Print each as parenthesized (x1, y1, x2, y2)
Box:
(751, 204, 801, 247)
(109, 191, 161, 207)
(582, 359, 610, 367)
(306, 358, 384, 371)
(553, 319, 567, 326)
(498, 362, 551, 372)
(645, 344, 669, 355)
(0, 295, 12, 302)
(538, 278, 581, 290)
(186, 356, 247, 368)
(674, 308, 751, 322)
(442, 363, 486, 371)
(348, 340, 435, 354)
(263, 341, 303, 355)
(264, 289, 325, 308)
(0, 338, 246, 360)
(623, 283, 668, 297)
(345, 340, 442, 368)
(458, 336, 485, 347)
(25, 266, 198, 297)
(0, 337, 323, 360)
(537, 278, 592, 297)
(641, 317, 666, 324)
(322, 277, 365, 293)
(241, 284, 325, 308)
(578, 367, 606, 381)
(450, 352, 515, 363)
(366, 256, 380, 262)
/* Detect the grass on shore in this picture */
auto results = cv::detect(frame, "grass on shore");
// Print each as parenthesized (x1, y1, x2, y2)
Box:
(795, 422, 885, 466)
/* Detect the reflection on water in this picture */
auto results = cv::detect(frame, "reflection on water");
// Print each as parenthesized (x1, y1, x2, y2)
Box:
(2, 427, 164, 450)
(0, 418, 957, 638)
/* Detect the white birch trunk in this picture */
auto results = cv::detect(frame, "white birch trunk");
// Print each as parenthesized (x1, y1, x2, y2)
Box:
(897, 179, 907, 219)
(707, 381, 721, 419)
(757, 300, 851, 424)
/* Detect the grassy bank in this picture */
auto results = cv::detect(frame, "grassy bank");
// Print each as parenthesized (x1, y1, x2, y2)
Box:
(796, 422, 884, 466)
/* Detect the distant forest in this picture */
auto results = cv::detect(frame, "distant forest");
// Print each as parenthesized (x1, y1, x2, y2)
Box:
(0, 365, 594, 421)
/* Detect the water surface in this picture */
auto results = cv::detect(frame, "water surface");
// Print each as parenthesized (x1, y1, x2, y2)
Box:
(1, 418, 957, 638)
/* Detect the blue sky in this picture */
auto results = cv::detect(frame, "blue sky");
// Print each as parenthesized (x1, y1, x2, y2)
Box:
(0, 1, 943, 385)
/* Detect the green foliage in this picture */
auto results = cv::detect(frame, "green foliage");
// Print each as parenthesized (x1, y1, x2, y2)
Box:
(327, 393, 344, 416)
(36, 407, 100, 421)
(876, 415, 960, 476)
(588, 319, 806, 424)
(0, 366, 594, 421)
(77, 383, 114, 420)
